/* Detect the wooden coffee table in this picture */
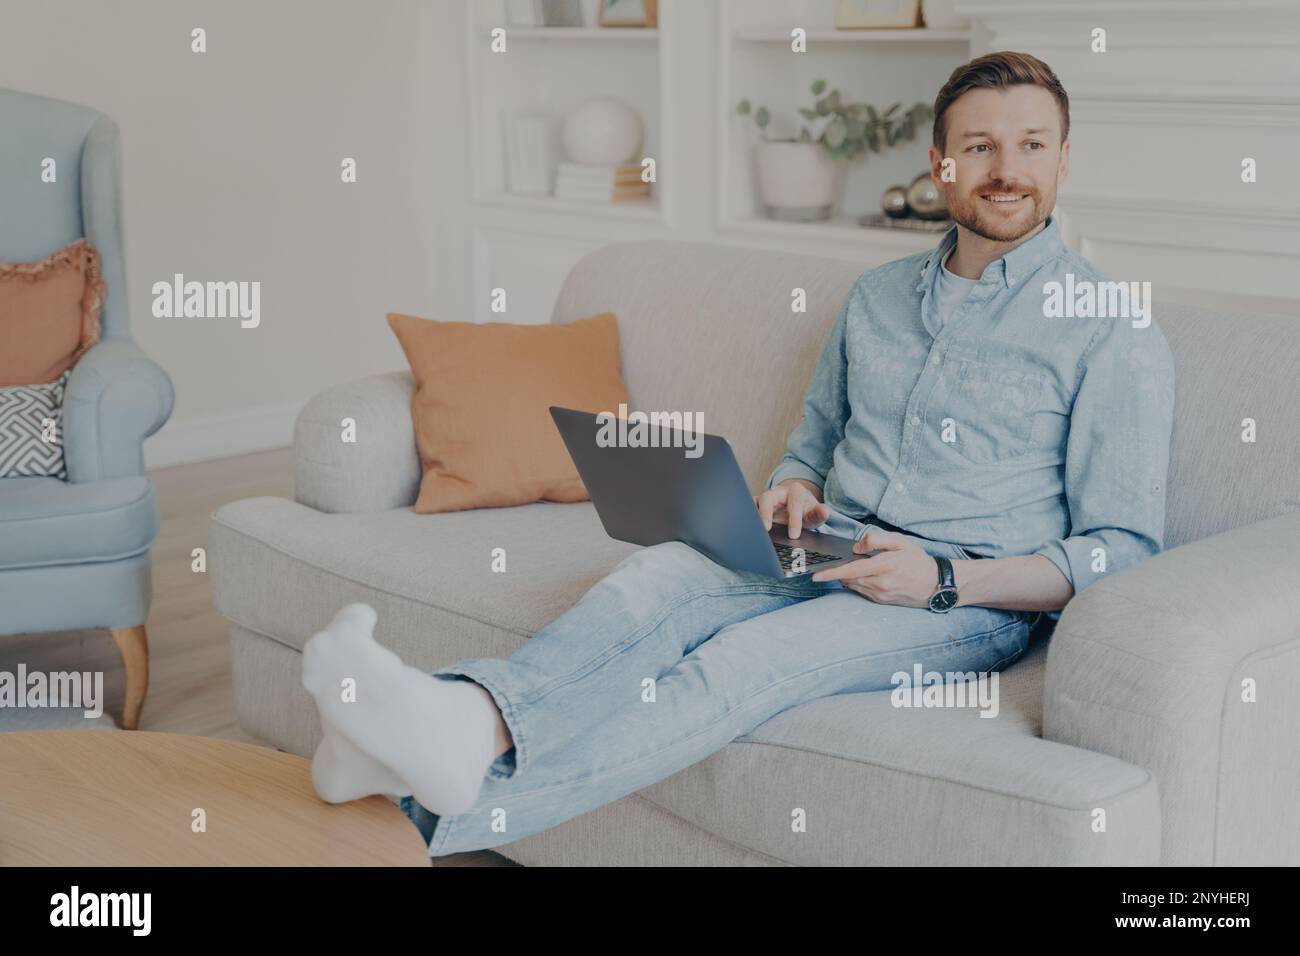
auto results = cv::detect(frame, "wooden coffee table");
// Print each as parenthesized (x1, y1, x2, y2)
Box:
(0, 731, 430, 866)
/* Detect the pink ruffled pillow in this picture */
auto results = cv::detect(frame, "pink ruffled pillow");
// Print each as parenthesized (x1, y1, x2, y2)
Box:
(0, 238, 105, 387)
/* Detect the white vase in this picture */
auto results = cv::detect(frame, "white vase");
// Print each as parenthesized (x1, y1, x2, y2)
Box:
(504, 111, 559, 196)
(561, 96, 644, 166)
(756, 141, 839, 221)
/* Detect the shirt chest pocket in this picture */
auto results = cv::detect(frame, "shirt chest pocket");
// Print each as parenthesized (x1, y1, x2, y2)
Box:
(944, 359, 1045, 464)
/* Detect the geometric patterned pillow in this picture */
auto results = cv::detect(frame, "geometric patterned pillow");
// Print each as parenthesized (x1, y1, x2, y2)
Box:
(0, 370, 71, 479)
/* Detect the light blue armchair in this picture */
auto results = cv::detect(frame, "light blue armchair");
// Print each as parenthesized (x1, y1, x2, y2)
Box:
(0, 89, 174, 728)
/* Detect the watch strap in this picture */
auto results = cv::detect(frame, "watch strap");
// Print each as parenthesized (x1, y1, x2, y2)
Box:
(935, 555, 955, 589)
(928, 555, 958, 613)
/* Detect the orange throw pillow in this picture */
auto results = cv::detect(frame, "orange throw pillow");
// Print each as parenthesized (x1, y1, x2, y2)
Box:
(387, 311, 630, 513)
(0, 238, 105, 387)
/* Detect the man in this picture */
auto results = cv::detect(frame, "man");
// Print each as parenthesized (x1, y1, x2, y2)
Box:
(301, 52, 1175, 857)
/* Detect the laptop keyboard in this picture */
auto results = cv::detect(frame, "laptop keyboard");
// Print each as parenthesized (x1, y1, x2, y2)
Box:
(774, 542, 842, 575)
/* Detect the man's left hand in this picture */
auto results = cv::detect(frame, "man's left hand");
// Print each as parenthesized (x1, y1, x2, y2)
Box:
(810, 531, 939, 609)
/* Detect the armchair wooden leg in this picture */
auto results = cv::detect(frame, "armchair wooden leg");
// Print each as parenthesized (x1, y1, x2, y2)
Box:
(109, 625, 150, 730)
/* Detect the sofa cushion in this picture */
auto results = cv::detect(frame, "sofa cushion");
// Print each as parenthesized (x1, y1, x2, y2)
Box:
(498, 636, 1161, 866)
(387, 310, 630, 514)
(209, 496, 1159, 864)
(635, 638, 1158, 865)
(209, 496, 640, 661)
(0, 475, 157, 570)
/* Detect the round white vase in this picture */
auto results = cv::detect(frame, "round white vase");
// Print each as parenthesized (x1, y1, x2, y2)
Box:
(561, 96, 644, 165)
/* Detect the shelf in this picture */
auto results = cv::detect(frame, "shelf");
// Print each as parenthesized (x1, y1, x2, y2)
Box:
(476, 192, 663, 222)
(734, 28, 970, 43)
(720, 215, 944, 251)
(487, 27, 659, 41)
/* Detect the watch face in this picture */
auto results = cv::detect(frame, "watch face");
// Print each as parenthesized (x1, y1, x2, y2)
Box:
(929, 588, 959, 613)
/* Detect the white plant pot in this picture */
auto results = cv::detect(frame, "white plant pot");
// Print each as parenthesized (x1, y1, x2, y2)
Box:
(756, 141, 839, 221)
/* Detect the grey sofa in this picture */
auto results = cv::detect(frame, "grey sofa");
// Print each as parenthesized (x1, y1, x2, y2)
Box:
(209, 239, 1300, 866)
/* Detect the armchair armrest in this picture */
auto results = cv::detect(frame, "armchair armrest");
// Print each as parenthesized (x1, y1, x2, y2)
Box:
(62, 338, 175, 482)
(1043, 509, 1300, 865)
(293, 370, 421, 514)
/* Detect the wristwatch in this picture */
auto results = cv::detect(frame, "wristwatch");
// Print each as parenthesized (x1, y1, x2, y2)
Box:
(927, 555, 959, 613)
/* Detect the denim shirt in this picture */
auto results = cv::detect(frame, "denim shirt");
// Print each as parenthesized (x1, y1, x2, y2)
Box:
(766, 216, 1176, 618)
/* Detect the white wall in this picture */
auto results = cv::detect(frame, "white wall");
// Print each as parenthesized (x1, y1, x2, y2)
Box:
(0, 0, 454, 467)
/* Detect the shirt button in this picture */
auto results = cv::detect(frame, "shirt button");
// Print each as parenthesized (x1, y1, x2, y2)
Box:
(1007, 277, 1016, 286)
(930, 354, 940, 366)
(910, 415, 921, 426)
(896, 483, 907, 494)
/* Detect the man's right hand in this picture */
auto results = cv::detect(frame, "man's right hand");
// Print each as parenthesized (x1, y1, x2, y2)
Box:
(754, 479, 829, 539)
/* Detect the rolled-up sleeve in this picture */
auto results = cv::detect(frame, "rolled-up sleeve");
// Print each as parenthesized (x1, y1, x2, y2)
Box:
(766, 283, 856, 491)
(1033, 316, 1176, 595)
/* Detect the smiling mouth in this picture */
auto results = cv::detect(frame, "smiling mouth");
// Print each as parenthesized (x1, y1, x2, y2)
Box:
(980, 193, 1029, 204)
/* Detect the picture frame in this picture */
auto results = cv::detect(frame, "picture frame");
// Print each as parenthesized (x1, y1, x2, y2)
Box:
(835, 0, 923, 29)
(598, 0, 658, 29)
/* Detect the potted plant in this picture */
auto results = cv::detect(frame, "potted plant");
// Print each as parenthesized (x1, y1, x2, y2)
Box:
(737, 81, 932, 221)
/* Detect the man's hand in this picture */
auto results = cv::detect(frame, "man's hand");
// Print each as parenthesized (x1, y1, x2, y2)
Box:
(810, 531, 938, 608)
(753, 478, 829, 539)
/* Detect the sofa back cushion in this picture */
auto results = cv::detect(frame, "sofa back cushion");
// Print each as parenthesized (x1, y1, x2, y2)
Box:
(549, 239, 1300, 550)
(551, 239, 860, 501)
(1147, 301, 1300, 549)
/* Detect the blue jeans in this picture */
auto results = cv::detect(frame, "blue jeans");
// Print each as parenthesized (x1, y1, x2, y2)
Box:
(401, 515, 1041, 856)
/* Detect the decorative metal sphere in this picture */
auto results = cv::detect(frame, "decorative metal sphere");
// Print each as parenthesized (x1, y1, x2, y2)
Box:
(881, 185, 909, 218)
(906, 173, 949, 220)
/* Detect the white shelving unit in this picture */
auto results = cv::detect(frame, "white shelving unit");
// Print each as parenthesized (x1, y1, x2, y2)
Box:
(734, 28, 971, 44)
(451, 0, 1298, 325)
(466, 2, 669, 225)
(718, 0, 973, 254)
(485, 26, 660, 41)
(473, 192, 661, 220)
(459, 0, 976, 323)
(722, 215, 943, 256)
(464, 0, 675, 322)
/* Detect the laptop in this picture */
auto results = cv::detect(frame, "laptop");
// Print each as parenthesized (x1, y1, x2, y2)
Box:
(549, 406, 876, 579)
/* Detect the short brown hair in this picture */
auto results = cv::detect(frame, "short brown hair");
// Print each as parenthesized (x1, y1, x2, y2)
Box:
(932, 51, 1070, 152)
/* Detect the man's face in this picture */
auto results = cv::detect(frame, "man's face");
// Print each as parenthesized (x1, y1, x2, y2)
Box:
(930, 85, 1069, 242)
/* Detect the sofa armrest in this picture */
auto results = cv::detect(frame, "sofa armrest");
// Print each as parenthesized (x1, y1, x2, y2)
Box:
(62, 338, 175, 482)
(293, 370, 421, 514)
(1043, 509, 1300, 865)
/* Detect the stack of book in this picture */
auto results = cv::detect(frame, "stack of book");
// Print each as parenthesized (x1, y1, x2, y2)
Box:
(554, 163, 651, 203)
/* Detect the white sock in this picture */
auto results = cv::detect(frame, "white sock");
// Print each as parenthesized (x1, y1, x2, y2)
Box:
(302, 602, 500, 816)
(310, 727, 411, 804)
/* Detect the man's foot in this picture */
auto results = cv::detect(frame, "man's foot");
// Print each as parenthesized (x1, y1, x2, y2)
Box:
(301, 602, 500, 816)
(310, 728, 411, 804)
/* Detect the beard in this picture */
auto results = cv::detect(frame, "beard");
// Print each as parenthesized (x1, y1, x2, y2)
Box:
(946, 179, 1053, 242)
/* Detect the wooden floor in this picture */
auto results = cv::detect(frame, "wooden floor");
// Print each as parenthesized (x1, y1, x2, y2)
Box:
(1, 446, 513, 866)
